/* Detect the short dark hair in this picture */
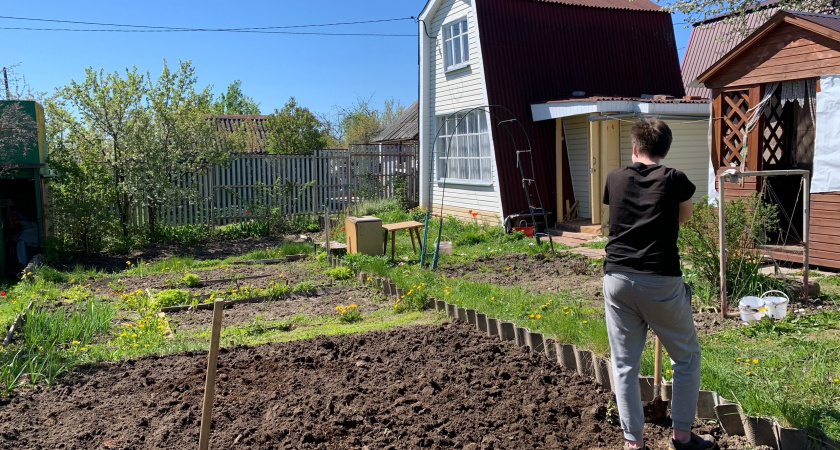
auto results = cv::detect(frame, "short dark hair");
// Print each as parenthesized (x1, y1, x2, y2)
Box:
(631, 118, 672, 159)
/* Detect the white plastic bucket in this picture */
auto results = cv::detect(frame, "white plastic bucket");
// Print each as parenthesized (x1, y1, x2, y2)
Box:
(762, 290, 789, 320)
(738, 296, 766, 322)
(438, 241, 453, 256)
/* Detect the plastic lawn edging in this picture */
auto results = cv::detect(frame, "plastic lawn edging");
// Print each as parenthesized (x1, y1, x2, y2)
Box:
(330, 254, 840, 449)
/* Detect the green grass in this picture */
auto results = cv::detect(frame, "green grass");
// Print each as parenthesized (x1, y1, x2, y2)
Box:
(0, 298, 114, 394)
(1, 201, 838, 439)
(341, 218, 840, 439)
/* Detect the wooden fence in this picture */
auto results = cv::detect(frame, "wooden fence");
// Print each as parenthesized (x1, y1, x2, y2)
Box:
(161, 143, 419, 226)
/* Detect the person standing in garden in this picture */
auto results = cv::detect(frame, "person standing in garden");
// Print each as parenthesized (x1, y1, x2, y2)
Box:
(602, 118, 717, 450)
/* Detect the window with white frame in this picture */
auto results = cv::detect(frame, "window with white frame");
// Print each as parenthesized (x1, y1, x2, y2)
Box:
(443, 18, 470, 70)
(436, 110, 492, 183)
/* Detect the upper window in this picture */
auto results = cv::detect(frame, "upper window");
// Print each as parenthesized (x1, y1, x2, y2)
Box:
(443, 18, 470, 71)
(436, 110, 492, 183)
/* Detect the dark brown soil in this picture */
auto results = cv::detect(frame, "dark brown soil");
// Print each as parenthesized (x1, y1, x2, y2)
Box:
(84, 259, 333, 300)
(439, 253, 604, 301)
(0, 321, 757, 450)
(52, 234, 318, 273)
(169, 286, 386, 331)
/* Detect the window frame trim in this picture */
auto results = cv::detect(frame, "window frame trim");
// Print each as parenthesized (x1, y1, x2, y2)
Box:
(441, 16, 471, 72)
(434, 110, 493, 184)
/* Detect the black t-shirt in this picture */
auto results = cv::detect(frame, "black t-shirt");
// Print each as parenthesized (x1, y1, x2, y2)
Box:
(603, 162, 696, 276)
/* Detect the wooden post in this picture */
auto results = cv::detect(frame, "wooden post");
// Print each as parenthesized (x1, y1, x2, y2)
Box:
(653, 335, 662, 396)
(803, 174, 810, 302)
(198, 300, 225, 450)
(719, 174, 728, 319)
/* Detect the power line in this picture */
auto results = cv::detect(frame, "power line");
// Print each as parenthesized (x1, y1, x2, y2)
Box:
(0, 26, 415, 36)
(0, 16, 415, 37)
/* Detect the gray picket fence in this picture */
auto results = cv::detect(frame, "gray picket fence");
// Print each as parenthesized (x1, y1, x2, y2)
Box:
(160, 143, 418, 226)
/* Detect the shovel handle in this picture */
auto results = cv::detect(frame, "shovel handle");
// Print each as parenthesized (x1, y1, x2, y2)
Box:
(653, 335, 663, 386)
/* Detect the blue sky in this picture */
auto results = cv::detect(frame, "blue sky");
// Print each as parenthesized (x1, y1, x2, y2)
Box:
(2, 1, 692, 116)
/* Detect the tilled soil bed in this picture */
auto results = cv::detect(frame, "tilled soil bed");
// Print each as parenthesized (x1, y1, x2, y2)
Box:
(439, 253, 604, 301)
(85, 259, 332, 299)
(0, 321, 748, 450)
(168, 286, 386, 330)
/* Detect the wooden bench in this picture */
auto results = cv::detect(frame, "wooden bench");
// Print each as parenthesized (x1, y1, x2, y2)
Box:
(382, 221, 424, 260)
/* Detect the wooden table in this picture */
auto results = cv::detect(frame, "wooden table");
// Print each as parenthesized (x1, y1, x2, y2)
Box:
(382, 221, 424, 260)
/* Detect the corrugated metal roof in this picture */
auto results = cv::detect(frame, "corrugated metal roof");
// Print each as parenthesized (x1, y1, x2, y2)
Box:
(210, 115, 269, 153)
(374, 101, 419, 143)
(788, 10, 840, 33)
(681, 4, 781, 98)
(476, 0, 685, 218)
(534, 0, 662, 11)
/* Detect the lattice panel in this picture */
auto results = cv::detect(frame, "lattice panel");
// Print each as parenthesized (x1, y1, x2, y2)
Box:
(720, 90, 750, 168)
(762, 92, 787, 168)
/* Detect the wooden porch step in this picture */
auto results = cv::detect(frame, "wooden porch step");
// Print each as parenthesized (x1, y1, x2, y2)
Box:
(555, 218, 603, 236)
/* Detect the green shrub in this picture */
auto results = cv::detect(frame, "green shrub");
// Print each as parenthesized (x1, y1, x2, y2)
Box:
(61, 285, 94, 303)
(679, 194, 786, 307)
(153, 289, 191, 308)
(325, 266, 353, 280)
(335, 304, 362, 323)
(182, 273, 201, 287)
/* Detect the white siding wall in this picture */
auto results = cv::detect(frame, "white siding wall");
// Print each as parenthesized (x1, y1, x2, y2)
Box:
(427, 0, 501, 220)
(619, 119, 710, 202)
(563, 115, 591, 218)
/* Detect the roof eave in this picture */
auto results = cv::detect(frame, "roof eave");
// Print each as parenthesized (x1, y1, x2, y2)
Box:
(531, 100, 711, 121)
(696, 11, 840, 85)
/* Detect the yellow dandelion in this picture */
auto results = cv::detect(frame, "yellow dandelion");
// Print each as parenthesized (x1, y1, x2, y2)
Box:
(834, 378, 839, 383)
(582, 320, 588, 324)
(145, 344, 150, 348)
(80, 347, 87, 351)
(133, 343, 139, 348)
(535, 314, 541, 319)
(126, 261, 132, 265)
(120, 333, 127, 337)
(131, 333, 137, 338)
(753, 359, 758, 364)
(530, 314, 535, 318)
(72, 340, 80, 345)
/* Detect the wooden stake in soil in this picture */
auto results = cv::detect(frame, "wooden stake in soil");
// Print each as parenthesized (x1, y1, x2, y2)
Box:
(199, 300, 225, 450)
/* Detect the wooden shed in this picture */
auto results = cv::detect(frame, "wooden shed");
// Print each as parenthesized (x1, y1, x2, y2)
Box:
(697, 10, 840, 270)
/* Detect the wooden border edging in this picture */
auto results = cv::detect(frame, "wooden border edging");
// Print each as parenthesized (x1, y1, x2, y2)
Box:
(3, 300, 34, 346)
(160, 287, 349, 313)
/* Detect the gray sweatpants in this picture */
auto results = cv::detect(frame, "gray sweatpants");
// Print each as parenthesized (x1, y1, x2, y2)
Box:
(603, 271, 701, 442)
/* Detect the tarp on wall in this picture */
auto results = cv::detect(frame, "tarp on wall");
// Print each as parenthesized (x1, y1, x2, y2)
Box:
(812, 74, 840, 193)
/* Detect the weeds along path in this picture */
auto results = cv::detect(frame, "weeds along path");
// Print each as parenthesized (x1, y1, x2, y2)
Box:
(0, 321, 739, 450)
(437, 252, 604, 301)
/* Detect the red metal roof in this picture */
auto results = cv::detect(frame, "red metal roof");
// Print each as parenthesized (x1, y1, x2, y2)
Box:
(534, 0, 662, 11)
(476, 0, 685, 218)
(681, 2, 782, 98)
(788, 10, 840, 33)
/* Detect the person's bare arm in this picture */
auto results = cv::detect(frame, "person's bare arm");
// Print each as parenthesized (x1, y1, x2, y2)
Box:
(678, 200, 693, 224)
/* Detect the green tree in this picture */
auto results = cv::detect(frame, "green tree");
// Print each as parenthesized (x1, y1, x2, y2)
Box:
(326, 96, 405, 146)
(667, 0, 837, 33)
(0, 102, 38, 177)
(263, 97, 328, 154)
(340, 97, 382, 145)
(212, 80, 260, 115)
(52, 60, 247, 244)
